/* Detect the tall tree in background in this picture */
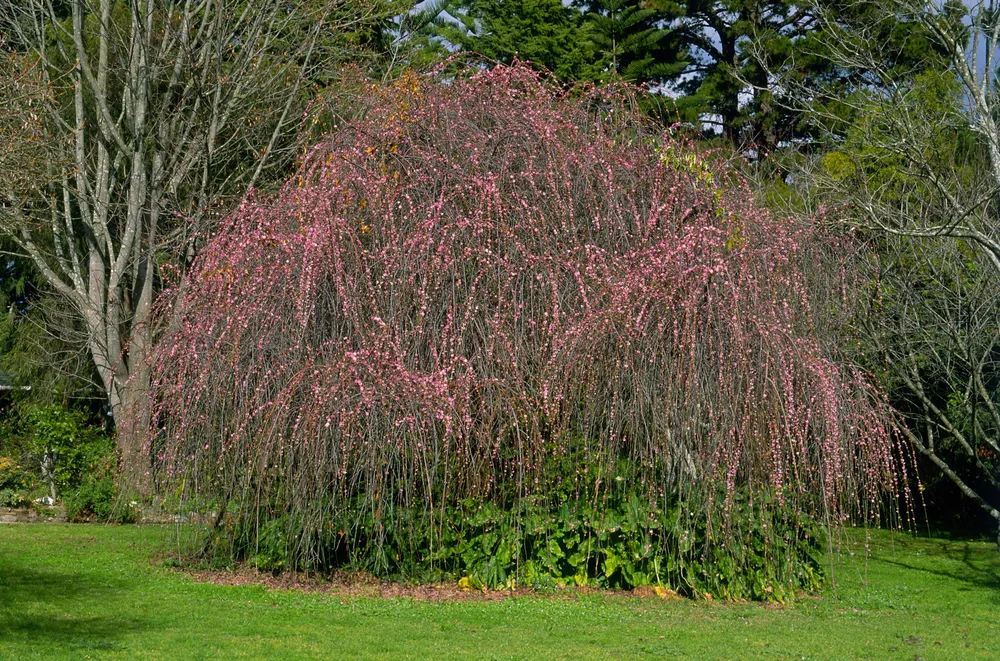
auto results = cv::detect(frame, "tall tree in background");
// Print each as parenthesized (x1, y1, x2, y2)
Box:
(416, 0, 950, 152)
(0, 236, 104, 408)
(667, 0, 817, 151)
(436, 0, 599, 82)
(738, 0, 955, 154)
(577, 0, 684, 85)
(656, 0, 950, 153)
(0, 1, 395, 464)
(416, 1, 818, 149)
(429, 0, 684, 86)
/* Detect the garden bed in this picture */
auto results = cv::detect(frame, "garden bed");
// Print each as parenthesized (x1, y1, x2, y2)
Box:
(0, 506, 64, 523)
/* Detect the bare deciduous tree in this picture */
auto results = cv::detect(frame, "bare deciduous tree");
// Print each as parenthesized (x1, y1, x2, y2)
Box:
(762, 0, 1000, 542)
(0, 0, 392, 464)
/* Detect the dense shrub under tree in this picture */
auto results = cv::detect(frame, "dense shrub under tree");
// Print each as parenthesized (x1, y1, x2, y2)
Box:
(0, 399, 123, 517)
(136, 65, 908, 599)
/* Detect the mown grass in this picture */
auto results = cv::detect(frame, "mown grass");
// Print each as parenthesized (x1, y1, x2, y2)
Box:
(0, 524, 997, 660)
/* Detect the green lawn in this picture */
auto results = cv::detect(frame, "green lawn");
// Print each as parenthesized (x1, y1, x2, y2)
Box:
(0, 524, 997, 660)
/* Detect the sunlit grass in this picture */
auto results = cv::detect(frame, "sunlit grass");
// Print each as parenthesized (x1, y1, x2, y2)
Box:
(0, 524, 997, 660)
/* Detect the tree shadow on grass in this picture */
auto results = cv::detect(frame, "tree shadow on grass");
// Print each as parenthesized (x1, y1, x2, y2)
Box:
(874, 537, 1000, 603)
(0, 562, 155, 653)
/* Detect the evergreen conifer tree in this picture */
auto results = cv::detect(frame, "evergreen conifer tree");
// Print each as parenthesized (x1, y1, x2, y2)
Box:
(440, 0, 599, 81)
(576, 0, 685, 85)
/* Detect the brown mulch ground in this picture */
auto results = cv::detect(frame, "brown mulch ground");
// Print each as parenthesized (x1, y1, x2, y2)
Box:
(178, 565, 684, 602)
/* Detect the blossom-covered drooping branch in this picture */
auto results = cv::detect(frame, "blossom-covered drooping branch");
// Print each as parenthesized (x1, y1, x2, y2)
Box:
(136, 65, 908, 568)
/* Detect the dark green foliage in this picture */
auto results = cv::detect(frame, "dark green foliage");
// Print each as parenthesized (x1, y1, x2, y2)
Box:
(15, 404, 134, 523)
(191, 431, 827, 601)
(413, 0, 960, 151)
(20, 405, 114, 495)
(665, 0, 817, 149)
(425, 490, 822, 600)
(212, 477, 822, 601)
(426, 0, 963, 151)
(577, 0, 685, 84)
(440, 0, 599, 82)
(0, 401, 116, 507)
(0, 488, 25, 507)
(64, 473, 136, 524)
(428, 0, 684, 86)
(0, 455, 32, 492)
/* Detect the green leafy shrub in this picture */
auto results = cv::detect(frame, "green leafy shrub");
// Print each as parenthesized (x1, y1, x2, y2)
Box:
(0, 488, 26, 508)
(0, 402, 126, 516)
(64, 472, 137, 523)
(0, 455, 33, 507)
(22, 405, 114, 494)
(209, 444, 823, 600)
(0, 401, 116, 500)
(217, 485, 821, 601)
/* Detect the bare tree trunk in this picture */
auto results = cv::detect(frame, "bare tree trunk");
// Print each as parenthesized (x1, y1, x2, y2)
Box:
(0, 0, 392, 479)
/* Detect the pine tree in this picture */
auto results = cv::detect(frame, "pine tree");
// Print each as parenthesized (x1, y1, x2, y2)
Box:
(577, 0, 685, 85)
(439, 0, 599, 82)
(666, 0, 957, 155)
(662, 0, 807, 152)
(429, 0, 685, 87)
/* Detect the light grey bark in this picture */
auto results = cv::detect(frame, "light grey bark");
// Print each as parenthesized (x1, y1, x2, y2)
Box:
(0, 0, 386, 470)
(755, 0, 1000, 544)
